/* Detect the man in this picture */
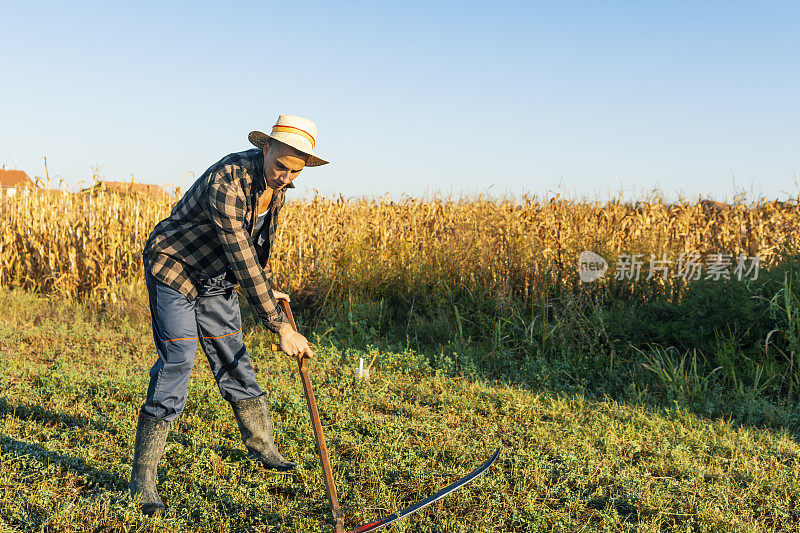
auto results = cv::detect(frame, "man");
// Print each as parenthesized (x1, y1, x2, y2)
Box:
(130, 114, 328, 516)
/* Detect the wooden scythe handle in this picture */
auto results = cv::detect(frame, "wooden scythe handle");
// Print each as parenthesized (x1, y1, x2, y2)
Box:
(276, 299, 345, 533)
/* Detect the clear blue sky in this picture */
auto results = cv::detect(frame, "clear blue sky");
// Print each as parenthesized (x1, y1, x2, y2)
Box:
(1, 1, 798, 201)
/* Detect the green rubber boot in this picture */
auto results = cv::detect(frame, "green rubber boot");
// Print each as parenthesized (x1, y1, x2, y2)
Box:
(129, 412, 170, 516)
(230, 395, 296, 472)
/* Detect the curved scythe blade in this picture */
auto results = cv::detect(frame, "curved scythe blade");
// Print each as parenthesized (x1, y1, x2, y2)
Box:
(351, 448, 501, 533)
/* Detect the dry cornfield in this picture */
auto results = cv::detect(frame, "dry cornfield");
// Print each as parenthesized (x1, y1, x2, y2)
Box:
(2, 189, 800, 302)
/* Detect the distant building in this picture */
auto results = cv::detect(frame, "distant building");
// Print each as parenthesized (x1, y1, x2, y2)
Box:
(82, 180, 171, 199)
(0, 166, 34, 197)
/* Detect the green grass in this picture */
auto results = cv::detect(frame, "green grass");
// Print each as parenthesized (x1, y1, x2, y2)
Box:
(1, 289, 799, 532)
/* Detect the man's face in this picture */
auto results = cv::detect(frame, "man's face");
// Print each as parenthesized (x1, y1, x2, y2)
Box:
(262, 140, 306, 190)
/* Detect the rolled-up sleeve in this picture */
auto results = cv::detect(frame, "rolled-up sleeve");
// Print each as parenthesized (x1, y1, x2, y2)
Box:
(206, 168, 288, 333)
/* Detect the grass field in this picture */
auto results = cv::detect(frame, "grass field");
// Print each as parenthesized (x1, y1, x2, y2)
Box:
(2, 289, 799, 532)
(3, 190, 800, 531)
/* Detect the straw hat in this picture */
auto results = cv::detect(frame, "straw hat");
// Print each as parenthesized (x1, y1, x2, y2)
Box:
(248, 115, 329, 167)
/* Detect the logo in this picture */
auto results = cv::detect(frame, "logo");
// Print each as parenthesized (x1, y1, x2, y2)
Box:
(576, 251, 760, 283)
(578, 251, 609, 282)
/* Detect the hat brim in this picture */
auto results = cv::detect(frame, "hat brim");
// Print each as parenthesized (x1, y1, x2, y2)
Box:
(248, 131, 328, 167)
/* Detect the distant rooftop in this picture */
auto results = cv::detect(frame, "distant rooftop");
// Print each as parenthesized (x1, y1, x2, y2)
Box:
(0, 168, 34, 188)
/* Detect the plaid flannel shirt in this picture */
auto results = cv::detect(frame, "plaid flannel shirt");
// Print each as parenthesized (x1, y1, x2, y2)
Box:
(143, 148, 293, 333)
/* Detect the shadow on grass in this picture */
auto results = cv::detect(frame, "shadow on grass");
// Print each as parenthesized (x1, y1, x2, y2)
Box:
(0, 397, 117, 434)
(186, 489, 295, 529)
(0, 398, 329, 529)
(0, 435, 126, 492)
(0, 398, 126, 494)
